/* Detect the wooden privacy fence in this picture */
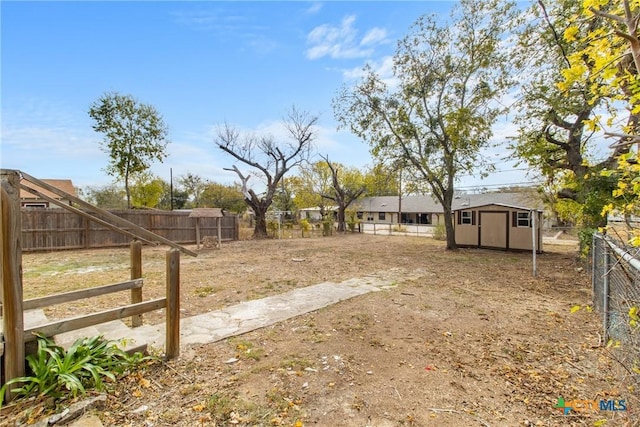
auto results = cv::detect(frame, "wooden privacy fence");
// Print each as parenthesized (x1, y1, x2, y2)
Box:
(21, 209, 239, 251)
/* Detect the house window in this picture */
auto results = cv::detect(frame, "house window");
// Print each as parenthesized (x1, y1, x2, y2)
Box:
(418, 213, 431, 225)
(517, 212, 530, 227)
(357, 212, 363, 219)
(23, 203, 48, 208)
(461, 211, 472, 225)
(379, 212, 386, 221)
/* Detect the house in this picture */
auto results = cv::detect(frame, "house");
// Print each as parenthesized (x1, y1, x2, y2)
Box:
(353, 195, 445, 225)
(298, 206, 338, 222)
(19, 178, 76, 208)
(356, 191, 545, 252)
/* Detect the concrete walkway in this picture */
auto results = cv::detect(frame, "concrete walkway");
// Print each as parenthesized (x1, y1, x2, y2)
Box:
(128, 271, 401, 352)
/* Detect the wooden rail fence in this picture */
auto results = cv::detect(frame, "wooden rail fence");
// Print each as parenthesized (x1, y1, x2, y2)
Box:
(20, 209, 239, 251)
(2, 169, 192, 402)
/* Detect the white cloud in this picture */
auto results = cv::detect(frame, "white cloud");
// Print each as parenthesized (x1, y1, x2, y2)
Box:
(341, 55, 398, 89)
(360, 27, 388, 46)
(305, 2, 323, 15)
(305, 15, 388, 60)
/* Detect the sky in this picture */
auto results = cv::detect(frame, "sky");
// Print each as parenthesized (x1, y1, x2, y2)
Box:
(1, 0, 538, 194)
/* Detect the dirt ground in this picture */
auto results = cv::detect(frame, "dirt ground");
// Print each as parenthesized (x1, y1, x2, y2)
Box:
(3, 233, 639, 426)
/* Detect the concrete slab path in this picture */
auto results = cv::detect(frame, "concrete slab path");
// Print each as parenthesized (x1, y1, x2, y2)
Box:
(131, 272, 400, 351)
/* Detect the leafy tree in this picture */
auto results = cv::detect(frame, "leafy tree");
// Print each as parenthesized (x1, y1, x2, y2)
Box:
(178, 173, 206, 208)
(363, 163, 399, 197)
(82, 184, 126, 209)
(510, 0, 624, 239)
(200, 182, 246, 214)
(320, 156, 366, 232)
(129, 172, 165, 208)
(333, 0, 519, 249)
(157, 180, 189, 211)
(272, 179, 297, 220)
(89, 92, 170, 209)
(215, 106, 317, 238)
(291, 161, 334, 217)
(554, 0, 640, 244)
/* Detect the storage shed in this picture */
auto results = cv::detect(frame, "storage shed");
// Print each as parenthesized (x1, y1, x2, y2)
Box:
(454, 202, 543, 253)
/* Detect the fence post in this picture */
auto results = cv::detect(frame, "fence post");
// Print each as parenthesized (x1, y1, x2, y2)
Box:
(1, 170, 25, 402)
(592, 233, 597, 300)
(165, 248, 180, 359)
(602, 239, 610, 344)
(130, 240, 143, 327)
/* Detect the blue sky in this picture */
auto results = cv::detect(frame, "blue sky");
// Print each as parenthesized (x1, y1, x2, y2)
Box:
(1, 1, 534, 193)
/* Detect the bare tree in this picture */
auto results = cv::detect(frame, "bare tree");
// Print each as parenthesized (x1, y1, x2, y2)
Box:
(320, 156, 365, 232)
(216, 106, 317, 238)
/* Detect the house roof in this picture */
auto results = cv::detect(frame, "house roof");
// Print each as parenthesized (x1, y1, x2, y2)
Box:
(20, 178, 76, 200)
(355, 191, 543, 213)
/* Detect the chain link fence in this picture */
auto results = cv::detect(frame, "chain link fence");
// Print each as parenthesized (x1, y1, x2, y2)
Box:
(591, 233, 640, 391)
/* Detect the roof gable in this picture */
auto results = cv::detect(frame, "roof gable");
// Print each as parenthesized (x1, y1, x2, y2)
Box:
(20, 179, 77, 200)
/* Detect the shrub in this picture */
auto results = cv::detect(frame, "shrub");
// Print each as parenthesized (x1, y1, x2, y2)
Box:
(0, 334, 152, 406)
(299, 219, 311, 237)
(432, 224, 446, 241)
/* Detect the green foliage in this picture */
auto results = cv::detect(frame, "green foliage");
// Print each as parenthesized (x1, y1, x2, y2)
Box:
(200, 182, 246, 213)
(333, 0, 519, 249)
(363, 163, 399, 197)
(346, 210, 360, 232)
(178, 173, 206, 207)
(129, 172, 165, 208)
(322, 215, 333, 237)
(267, 220, 280, 238)
(89, 92, 170, 209)
(0, 334, 151, 406)
(82, 184, 127, 209)
(299, 218, 311, 237)
(432, 223, 446, 241)
(291, 161, 333, 211)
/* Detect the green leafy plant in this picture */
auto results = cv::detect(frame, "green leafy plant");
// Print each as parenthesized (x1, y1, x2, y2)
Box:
(432, 224, 446, 241)
(299, 218, 311, 237)
(322, 215, 333, 236)
(346, 210, 360, 232)
(0, 334, 151, 406)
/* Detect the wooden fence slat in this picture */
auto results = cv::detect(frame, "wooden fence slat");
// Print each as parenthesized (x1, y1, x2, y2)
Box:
(24, 298, 167, 342)
(20, 209, 238, 252)
(23, 279, 144, 310)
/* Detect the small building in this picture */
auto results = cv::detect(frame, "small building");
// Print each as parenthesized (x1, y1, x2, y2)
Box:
(298, 206, 338, 222)
(20, 178, 76, 208)
(454, 202, 543, 252)
(356, 191, 544, 252)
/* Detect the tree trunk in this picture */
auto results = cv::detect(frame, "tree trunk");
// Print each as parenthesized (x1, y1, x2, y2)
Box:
(252, 201, 269, 238)
(442, 182, 457, 250)
(336, 207, 346, 232)
(443, 205, 457, 250)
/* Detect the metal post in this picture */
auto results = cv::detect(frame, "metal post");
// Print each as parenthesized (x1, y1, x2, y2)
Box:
(603, 241, 610, 344)
(531, 210, 537, 277)
(592, 233, 597, 301)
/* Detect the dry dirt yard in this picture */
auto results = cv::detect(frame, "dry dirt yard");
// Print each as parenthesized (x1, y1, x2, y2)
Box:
(3, 233, 638, 426)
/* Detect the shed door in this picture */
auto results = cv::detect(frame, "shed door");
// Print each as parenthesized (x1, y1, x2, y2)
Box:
(479, 212, 508, 249)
